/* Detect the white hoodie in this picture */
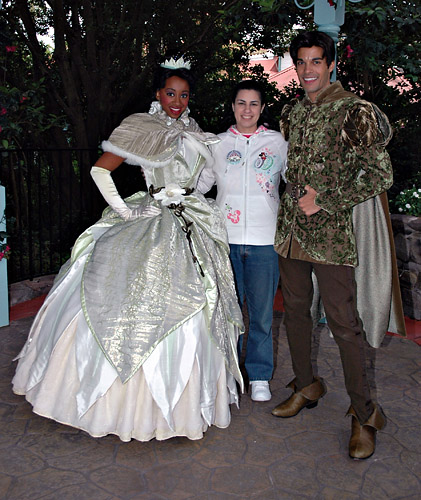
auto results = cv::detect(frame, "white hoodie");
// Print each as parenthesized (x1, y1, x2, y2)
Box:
(198, 125, 288, 245)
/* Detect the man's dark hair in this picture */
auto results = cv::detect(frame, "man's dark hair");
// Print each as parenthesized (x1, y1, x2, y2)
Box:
(290, 31, 336, 67)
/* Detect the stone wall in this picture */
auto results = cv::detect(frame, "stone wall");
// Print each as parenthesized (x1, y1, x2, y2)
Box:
(391, 214, 421, 320)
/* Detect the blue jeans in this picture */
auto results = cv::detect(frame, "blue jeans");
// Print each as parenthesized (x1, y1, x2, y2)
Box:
(229, 244, 279, 381)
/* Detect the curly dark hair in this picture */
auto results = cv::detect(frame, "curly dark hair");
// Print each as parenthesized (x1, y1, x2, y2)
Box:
(153, 65, 196, 93)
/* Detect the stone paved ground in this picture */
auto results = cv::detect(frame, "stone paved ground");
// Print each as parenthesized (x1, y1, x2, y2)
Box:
(0, 312, 420, 499)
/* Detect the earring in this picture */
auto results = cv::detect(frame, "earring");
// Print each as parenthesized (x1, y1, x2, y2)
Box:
(149, 101, 163, 115)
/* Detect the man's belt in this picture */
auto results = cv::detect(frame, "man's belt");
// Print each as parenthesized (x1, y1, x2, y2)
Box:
(285, 182, 306, 203)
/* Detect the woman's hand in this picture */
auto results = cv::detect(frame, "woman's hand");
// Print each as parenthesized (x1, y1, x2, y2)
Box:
(129, 205, 161, 219)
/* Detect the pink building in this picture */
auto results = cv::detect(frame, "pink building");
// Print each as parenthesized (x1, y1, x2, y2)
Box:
(248, 51, 298, 90)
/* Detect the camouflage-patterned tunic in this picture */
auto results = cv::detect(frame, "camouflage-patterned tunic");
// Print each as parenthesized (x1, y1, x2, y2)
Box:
(275, 81, 393, 266)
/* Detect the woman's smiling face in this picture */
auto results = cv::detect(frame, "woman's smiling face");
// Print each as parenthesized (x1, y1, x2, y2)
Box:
(156, 76, 190, 119)
(232, 89, 264, 134)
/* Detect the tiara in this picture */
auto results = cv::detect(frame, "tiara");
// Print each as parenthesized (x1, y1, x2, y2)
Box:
(160, 56, 191, 70)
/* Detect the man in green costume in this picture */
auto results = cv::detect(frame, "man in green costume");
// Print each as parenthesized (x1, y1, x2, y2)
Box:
(272, 31, 394, 459)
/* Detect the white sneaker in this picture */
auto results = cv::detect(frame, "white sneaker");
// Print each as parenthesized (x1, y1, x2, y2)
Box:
(250, 381, 271, 402)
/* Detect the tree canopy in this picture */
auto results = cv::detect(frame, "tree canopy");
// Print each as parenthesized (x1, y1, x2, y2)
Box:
(1, 0, 419, 282)
(0, 0, 297, 150)
(339, 0, 421, 190)
(255, 0, 421, 189)
(0, 0, 420, 188)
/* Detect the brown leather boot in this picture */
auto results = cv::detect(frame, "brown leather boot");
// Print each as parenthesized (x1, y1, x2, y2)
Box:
(271, 377, 326, 418)
(347, 405, 386, 459)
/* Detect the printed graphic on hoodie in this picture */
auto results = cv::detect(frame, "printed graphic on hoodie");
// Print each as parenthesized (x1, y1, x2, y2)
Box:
(254, 148, 278, 198)
(226, 150, 242, 165)
(225, 203, 241, 224)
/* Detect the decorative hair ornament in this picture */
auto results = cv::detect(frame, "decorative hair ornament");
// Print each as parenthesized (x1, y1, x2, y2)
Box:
(160, 56, 191, 70)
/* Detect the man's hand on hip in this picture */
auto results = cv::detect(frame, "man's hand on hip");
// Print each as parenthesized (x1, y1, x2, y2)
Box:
(298, 185, 322, 216)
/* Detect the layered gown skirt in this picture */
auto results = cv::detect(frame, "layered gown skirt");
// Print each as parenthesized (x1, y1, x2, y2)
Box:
(12, 190, 243, 441)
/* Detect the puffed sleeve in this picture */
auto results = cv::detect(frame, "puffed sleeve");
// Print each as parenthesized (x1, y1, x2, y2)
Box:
(341, 101, 393, 148)
(315, 101, 394, 214)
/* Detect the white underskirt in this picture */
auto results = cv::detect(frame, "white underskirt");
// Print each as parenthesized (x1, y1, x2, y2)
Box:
(12, 247, 239, 441)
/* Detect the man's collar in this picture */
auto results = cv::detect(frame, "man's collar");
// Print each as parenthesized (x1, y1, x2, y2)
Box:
(303, 81, 358, 106)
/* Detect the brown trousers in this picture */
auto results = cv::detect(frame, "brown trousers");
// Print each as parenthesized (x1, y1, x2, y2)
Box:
(279, 256, 374, 423)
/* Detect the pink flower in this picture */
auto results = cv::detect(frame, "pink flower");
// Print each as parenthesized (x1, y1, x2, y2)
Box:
(0, 245, 11, 261)
(20, 96, 28, 103)
(346, 45, 354, 58)
(0, 126, 2, 133)
(0, 107, 6, 115)
(6, 46, 17, 52)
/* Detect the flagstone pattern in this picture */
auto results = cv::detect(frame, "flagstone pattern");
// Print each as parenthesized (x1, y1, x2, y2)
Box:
(0, 304, 420, 499)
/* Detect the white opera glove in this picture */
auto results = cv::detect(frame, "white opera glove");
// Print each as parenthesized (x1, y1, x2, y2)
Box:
(90, 166, 161, 220)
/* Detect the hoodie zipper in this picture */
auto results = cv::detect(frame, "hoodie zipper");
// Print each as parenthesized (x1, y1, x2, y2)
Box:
(244, 138, 250, 244)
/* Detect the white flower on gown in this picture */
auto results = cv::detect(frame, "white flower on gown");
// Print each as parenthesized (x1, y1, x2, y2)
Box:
(153, 183, 186, 206)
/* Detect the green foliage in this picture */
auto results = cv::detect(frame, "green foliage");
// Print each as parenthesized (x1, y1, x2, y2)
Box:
(0, 209, 10, 260)
(342, 1, 420, 93)
(1, 0, 297, 149)
(0, 12, 65, 148)
(390, 185, 421, 217)
(0, 0, 419, 196)
(336, 0, 421, 201)
(1, 0, 305, 148)
(0, 81, 66, 148)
